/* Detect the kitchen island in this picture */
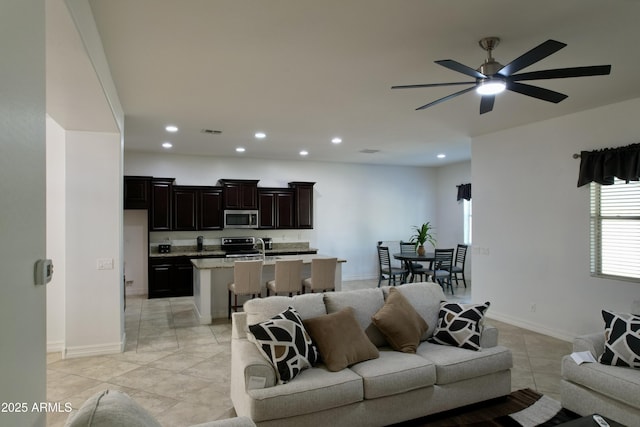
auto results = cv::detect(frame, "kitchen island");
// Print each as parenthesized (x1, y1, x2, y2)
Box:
(191, 254, 346, 323)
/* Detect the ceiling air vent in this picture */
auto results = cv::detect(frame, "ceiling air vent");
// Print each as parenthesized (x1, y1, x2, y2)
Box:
(201, 129, 222, 134)
(360, 149, 380, 154)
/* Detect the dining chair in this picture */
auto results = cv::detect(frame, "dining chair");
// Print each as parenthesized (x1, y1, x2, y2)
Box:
(302, 257, 337, 293)
(426, 248, 454, 294)
(228, 260, 263, 319)
(266, 259, 303, 296)
(377, 245, 408, 287)
(447, 244, 469, 288)
(400, 241, 429, 282)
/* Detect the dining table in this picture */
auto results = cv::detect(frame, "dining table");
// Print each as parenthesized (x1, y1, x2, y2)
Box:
(393, 251, 435, 283)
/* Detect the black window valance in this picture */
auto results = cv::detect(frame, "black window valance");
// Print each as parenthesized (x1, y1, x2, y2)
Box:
(457, 183, 471, 201)
(577, 143, 640, 187)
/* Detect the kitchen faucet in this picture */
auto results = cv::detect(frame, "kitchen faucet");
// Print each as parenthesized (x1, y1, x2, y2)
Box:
(255, 237, 266, 260)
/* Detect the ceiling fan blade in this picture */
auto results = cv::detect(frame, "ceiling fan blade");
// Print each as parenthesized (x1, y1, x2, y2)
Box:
(497, 39, 567, 77)
(510, 65, 612, 81)
(435, 59, 486, 79)
(415, 85, 478, 110)
(479, 95, 495, 114)
(507, 81, 568, 103)
(391, 81, 475, 89)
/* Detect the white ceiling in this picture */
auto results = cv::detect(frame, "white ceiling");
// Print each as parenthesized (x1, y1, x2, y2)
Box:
(57, 0, 640, 166)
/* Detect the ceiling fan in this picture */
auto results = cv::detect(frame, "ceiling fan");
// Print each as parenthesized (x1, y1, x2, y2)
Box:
(391, 37, 611, 114)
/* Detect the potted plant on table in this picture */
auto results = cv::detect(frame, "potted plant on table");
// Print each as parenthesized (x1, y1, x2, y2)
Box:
(410, 222, 436, 256)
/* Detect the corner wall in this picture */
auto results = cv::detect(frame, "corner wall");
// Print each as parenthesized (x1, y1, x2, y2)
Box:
(64, 130, 123, 356)
(472, 97, 640, 340)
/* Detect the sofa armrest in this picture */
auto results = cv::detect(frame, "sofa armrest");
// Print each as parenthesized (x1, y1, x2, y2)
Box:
(480, 324, 499, 348)
(232, 312, 248, 339)
(232, 338, 277, 390)
(573, 331, 605, 357)
(191, 416, 256, 427)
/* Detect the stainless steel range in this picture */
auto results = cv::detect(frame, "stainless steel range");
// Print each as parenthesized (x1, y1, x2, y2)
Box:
(222, 237, 260, 258)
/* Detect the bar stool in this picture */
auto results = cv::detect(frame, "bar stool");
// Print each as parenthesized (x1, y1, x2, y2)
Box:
(302, 258, 337, 293)
(266, 259, 303, 296)
(228, 260, 263, 319)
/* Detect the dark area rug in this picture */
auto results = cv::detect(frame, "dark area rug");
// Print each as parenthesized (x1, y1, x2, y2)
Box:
(391, 388, 580, 426)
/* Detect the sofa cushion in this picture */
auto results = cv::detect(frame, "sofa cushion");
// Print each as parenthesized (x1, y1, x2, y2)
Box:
(416, 341, 512, 385)
(349, 349, 436, 399)
(248, 307, 319, 383)
(64, 389, 161, 427)
(371, 288, 428, 353)
(323, 288, 387, 347)
(303, 306, 379, 372)
(430, 302, 490, 351)
(562, 354, 640, 409)
(244, 293, 326, 327)
(382, 282, 445, 340)
(247, 365, 363, 422)
(599, 310, 640, 369)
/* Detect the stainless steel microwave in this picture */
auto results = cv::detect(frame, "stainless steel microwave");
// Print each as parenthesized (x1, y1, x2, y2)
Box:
(224, 210, 259, 229)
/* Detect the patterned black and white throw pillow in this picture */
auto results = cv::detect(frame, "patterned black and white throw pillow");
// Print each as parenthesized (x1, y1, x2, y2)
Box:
(599, 310, 640, 369)
(430, 302, 490, 351)
(248, 306, 319, 383)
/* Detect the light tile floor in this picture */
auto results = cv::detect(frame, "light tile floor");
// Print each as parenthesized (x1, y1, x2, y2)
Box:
(46, 279, 571, 426)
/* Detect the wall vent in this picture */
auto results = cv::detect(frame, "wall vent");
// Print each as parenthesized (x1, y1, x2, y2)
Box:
(201, 129, 222, 134)
(360, 149, 380, 154)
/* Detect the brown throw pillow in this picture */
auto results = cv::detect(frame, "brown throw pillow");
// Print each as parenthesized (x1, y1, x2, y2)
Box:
(303, 307, 379, 372)
(372, 287, 428, 353)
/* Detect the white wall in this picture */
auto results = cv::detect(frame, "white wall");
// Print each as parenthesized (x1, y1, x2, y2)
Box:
(125, 152, 443, 280)
(46, 115, 66, 352)
(124, 210, 148, 296)
(1, 2, 46, 425)
(472, 97, 640, 340)
(65, 130, 124, 357)
(435, 161, 472, 281)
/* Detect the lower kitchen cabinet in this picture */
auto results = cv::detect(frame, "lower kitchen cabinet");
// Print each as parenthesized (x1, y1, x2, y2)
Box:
(149, 256, 212, 298)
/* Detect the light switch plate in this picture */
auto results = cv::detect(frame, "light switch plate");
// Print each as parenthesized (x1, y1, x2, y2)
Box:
(97, 258, 114, 270)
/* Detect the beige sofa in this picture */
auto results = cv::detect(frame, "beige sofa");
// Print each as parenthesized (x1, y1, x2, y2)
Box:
(65, 389, 255, 427)
(561, 332, 640, 426)
(231, 282, 513, 427)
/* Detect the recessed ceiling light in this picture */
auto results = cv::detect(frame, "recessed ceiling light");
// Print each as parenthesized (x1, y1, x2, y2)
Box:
(162, 142, 173, 149)
(331, 137, 342, 144)
(165, 125, 178, 132)
(254, 132, 266, 139)
(236, 147, 246, 153)
(299, 150, 309, 156)
(437, 153, 446, 159)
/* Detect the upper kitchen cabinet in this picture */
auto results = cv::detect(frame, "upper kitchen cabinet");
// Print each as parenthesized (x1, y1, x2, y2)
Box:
(199, 187, 223, 230)
(173, 186, 224, 231)
(149, 178, 174, 231)
(173, 186, 198, 230)
(258, 188, 295, 229)
(124, 176, 151, 209)
(219, 179, 259, 210)
(289, 182, 315, 229)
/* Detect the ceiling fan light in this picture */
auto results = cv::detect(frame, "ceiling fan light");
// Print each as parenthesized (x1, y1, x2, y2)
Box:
(476, 79, 506, 95)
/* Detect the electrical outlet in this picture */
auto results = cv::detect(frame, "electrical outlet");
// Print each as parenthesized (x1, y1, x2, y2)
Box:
(530, 303, 536, 313)
(97, 258, 114, 270)
(125, 280, 134, 287)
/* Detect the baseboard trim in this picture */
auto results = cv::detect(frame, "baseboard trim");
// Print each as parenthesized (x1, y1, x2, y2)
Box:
(64, 340, 124, 359)
(47, 340, 65, 354)
(486, 311, 574, 342)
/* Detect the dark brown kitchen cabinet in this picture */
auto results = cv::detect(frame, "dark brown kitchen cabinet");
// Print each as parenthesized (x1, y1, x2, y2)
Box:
(219, 179, 259, 209)
(149, 178, 174, 231)
(173, 186, 198, 230)
(289, 182, 315, 229)
(258, 189, 294, 229)
(199, 187, 223, 230)
(148, 256, 197, 298)
(124, 176, 151, 209)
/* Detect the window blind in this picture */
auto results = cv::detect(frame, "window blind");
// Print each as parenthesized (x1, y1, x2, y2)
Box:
(590, 179, 640, 281)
